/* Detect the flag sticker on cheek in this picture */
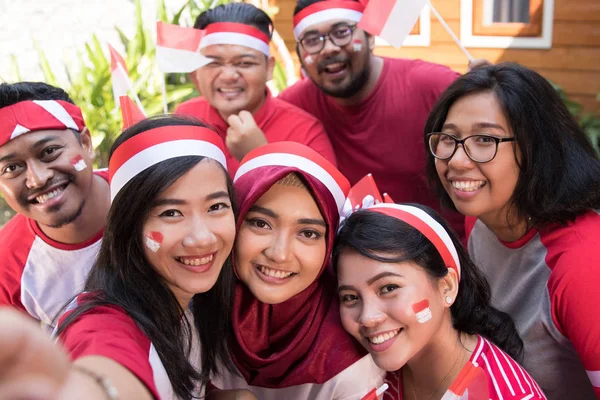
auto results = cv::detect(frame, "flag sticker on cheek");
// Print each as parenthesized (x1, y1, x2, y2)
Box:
(304, 55, 314, 65)
(352, 39, 362, 52)
(145, 231, 164, 253)
(70, 155, 87, 172)
(412, 299, 432, 323)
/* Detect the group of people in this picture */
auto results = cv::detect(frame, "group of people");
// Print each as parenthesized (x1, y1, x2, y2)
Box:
(0, 1, 599, 399)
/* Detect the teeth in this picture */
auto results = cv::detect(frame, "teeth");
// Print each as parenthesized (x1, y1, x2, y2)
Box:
(36, 187, 64, 204)
(258, 265, 294, 279)
(451, 180, 485, 192)
(368, 329, 401, 345)
(219, 88, 241, 93)
(179, 254, 213, 266)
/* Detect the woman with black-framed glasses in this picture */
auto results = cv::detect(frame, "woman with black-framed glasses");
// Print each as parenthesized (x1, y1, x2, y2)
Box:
(424, 62, 600, 399)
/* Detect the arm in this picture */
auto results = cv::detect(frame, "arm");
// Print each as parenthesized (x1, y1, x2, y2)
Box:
(548, 246, 600, 398)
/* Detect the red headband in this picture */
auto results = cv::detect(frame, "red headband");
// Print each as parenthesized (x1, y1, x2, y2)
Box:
(0, 100, 86, 147)
(293, 0, 365, 38)
(108, 125, 227, 201)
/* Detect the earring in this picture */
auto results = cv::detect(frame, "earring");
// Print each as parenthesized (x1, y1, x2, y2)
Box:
(445, 296, 453, 305)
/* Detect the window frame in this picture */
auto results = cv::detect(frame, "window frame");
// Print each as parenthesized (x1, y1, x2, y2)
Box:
(375, 5, 431, 47)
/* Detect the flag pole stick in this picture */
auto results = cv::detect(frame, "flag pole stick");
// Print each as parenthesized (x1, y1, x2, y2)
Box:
(119, 64, 146, 114)
(427, 0, 474, 62)
(160, 73, 168, 114)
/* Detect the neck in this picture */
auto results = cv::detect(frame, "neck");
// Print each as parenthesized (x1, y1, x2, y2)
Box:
(403, 318, 476, 399)
(332, 55, 384, 107)
(39, 174, 110, 244)
(479, 205, 531, 242)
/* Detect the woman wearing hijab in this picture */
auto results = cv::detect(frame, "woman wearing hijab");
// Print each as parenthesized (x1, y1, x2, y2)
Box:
(211, 142, 385, 399)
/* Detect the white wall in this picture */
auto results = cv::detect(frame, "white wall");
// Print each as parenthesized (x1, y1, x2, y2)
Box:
(0, 0, 187, 83)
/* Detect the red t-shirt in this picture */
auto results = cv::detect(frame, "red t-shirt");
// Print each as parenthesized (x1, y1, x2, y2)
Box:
(175, 90, 336, 177)
(279, 57, 465, 238)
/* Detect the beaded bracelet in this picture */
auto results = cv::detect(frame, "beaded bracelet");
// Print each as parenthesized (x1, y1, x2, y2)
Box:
(73, 365, 119, 400)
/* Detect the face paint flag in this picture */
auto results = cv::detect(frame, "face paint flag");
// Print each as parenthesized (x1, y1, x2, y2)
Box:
(156, 21, 212, 73)
(352, 39, 363, 52)
(70, 155, 87, 172)
(358, 0, 427, 48)
(108, 44, 132, 106)
(441, 361, 490, 400)
(412, 299, 432, 323)
(145, 231, 164, 253)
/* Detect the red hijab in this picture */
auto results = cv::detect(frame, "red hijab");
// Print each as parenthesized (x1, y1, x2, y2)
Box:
(230, 142, 367, 388)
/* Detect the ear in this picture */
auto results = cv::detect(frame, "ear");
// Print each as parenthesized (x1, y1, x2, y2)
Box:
(266, 56, 275, 82)
(437, 268, 459, 308)
(367, 32, 375, 51)
(80, 127, 95, 161)
(189, 70, 203, 95)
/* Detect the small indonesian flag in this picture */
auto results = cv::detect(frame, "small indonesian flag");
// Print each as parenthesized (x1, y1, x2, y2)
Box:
(382, 193, 394, 203)
(358, 0, 427, 48)
(360, 383, 389, 400)
(70, 155, 87, 172)
(412, 299, 432, 323)
(145, 231, 164, 253)
(156, 21, 212, 73)
(441, 361, 489, 400)
(119, 96, 146, 129)
(108, 44, 132, 105)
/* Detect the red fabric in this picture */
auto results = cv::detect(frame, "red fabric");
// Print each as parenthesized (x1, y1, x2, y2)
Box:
(58, 294, 160, 399)
(381, 336, 545, 399)
(229, 160, 365, 387)
(279, 57, 465, 239)
(541, 211, 600, 397)
(175, 90, 337, 176)
(205, 22, 270, 45)
(0, 170, 108, 309)
(0, 100, 86, 146)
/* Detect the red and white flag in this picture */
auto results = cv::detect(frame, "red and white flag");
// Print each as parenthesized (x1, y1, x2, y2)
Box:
(441, 361, 490, 400)
(119, 96, 146, 129)
(156, 21, 212, 73)
(108, 44, 132, 105)
(358, 0, 427, 48)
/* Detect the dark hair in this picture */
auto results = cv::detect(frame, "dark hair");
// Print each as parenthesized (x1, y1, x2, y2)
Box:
(333, 204, 524, 361)
(0, 81, 74, 107)
(425, 62, 600, 226)
(56, 115, 236, 398)
(194, 2, 273, 39)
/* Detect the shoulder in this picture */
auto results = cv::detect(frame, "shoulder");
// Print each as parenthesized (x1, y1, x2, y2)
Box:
(0, 214, 35, 265)
(93, 169, 109, 181)
(175, 97, 210, 116)
(386, 57, 459, 90)
(326, 354, 386, 400)
(279, 79, 321, 107)
(472, 337, 546, 399)
(270, 97, 323, 125)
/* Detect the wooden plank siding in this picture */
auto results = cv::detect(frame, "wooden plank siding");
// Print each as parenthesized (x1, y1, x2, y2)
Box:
(272, 0, 600, 113)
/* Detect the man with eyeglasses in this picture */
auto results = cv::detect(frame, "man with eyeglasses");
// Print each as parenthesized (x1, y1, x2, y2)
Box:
(176, 3, 336, 176)
(279, 0, 468, 237)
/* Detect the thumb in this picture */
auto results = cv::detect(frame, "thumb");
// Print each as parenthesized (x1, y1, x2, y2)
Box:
(227, 114, 243, 131)
(237, 110, 256, 127)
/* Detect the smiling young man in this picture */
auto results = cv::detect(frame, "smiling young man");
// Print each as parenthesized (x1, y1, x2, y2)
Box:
(175, 3, 336, 176)
(0, 82, 110, 330)
(279, 0, 467, 238)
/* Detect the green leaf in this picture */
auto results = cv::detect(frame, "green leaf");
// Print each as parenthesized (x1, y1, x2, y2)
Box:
(115, 27, 131, 49)
(157, 0, 168, 22)
(10, 54, 22, 82)
(33, 40, 58, 86)
(135, 0, 146, 55)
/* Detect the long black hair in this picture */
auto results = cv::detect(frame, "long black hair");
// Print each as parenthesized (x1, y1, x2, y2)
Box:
(425, 62, 600, 226)
(333, 204, 524, 361)
(194, 2, 273, 38)
(56, 115, 236, 398)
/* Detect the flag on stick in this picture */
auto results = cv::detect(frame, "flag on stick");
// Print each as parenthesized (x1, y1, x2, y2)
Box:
(156, 21, 211, 73)
(358, 0, 427, 48)
(108, 45, 145, 113)
(119, 96, 147, 129)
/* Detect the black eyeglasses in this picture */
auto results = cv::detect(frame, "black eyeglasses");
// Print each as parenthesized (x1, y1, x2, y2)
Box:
(298, 24, 357, 55)
(427, 133, 516, 163)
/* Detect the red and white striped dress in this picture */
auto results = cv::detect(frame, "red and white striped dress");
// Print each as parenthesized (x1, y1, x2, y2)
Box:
(382, 335, 546, 400)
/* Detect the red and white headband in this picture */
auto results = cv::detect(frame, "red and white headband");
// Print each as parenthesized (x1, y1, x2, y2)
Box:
(199, 22, 271, 56)
(234, 141, 350, 213)
(369, 204, 462, 280)
(0, 100, 86, 147)
(293, 0, 365, 39)
(108, 126, 227, 201)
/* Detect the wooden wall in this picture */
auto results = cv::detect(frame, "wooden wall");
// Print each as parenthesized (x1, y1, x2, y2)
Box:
(272, 0, 600, 113)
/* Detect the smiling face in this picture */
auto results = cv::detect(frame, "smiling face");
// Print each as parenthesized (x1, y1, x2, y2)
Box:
(235, 178, 328, 304)
(0, 129, 95, 228)
(337, 250, 452, 371)
(195, 44, 274, 120)
(297, 20, 373, 98)
(434, 91, 520, 226)
(142, 159, 236, 308)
